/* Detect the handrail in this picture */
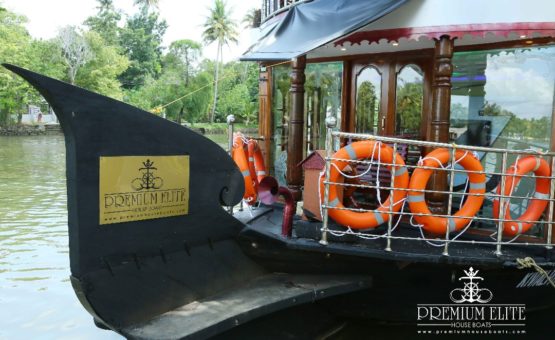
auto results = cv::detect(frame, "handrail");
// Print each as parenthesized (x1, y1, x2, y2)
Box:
(320, 124, 555, 257)
(335, 131, 554, 156)
(261, 0, 312, 23)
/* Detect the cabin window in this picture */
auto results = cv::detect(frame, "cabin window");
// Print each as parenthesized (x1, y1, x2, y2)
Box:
(355, 66, 381, 134)
(305, 62, 343, 152)
(271, 65, 291, 185)
(395, 64, 423, 136)
(450, 45, 555, 235)
(269, 62, 343, 185)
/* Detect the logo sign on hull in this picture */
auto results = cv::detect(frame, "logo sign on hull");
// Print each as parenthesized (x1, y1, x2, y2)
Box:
(99, 155, 190, 225)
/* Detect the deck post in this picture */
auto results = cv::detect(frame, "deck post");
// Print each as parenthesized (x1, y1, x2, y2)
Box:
(227, 114, 235, 154)
(320, 116, 337, 246)
(547, 155, 555, 249)
(258, 66, 273, 171)
(227, 114, 235, 214)
(495, 152, 509, 256)
(427, 35, 454, 213)
(287, 55, 306, 200)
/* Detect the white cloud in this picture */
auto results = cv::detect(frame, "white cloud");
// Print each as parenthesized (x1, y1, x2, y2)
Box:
(485, 53, 555, 119)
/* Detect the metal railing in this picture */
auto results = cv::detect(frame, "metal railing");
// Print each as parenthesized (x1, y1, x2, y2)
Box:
(261, 0, 311, 23)
(319, 117, 555, 256)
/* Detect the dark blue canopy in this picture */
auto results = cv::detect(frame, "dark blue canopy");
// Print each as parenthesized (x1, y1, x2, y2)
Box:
(241, 0, 408, 61)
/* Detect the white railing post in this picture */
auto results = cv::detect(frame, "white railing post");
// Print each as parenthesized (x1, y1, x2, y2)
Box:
(320, 115, 337, 246)
(495, 152, 509, 256)
(227, 114, 235, 214)
(385, 142, 398, 252)
(546, 156, 555, 249)
(227, 114, 235, 155)
(442, 146, 458, 256)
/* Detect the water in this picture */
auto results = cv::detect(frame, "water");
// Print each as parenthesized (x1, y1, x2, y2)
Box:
(0, 134, 228, 339)
(0, 136, 116, 339)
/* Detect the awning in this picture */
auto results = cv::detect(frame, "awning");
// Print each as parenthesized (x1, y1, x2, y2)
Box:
(241, 0, 409, 61)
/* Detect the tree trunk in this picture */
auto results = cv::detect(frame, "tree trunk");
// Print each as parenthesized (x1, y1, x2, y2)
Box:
(210, 41, 222, 123)
(0, 109, 7, 127)
(178, 105, 184, 125)
(69, 67, 76, 85)
(184, 49, 190, 87)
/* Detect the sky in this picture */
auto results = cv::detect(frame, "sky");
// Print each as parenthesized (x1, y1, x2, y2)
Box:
(1, 0, 260, 62)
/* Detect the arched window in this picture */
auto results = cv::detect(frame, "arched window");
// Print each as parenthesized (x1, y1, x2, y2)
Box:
(355, 66, 381, 134)
(395, 64, 423, 136)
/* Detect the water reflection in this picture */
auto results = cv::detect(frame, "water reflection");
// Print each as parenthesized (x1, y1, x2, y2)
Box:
(0, 133, 232, 338)
(0, 135, 121, 339)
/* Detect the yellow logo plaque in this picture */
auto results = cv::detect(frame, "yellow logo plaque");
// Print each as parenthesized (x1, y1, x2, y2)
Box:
(99, 155, 189, 225)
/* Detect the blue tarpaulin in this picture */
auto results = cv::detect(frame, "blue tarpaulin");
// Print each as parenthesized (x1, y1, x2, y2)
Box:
(241, 0, 408, 61)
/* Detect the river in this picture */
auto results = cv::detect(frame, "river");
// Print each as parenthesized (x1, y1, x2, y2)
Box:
(0, 134, 228, 339)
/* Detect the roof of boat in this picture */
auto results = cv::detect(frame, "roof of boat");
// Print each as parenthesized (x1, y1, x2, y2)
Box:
(243, 0, 555, 61)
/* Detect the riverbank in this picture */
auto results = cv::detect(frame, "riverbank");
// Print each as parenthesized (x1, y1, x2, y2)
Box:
(189, 123, 257, 135)
(0, 124, 62, 136)
(0, 123, 256, 137)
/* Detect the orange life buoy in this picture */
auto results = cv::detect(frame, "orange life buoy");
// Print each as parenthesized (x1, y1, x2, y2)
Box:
(232, 135, 257, 204)
(408, 148, 486, 234)
(247, 139, 267, 184)
(321, 141, 409, 229)
(493, 156, 551, 236)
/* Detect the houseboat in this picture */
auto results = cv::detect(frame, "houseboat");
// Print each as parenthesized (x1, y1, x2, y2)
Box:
(4, 0, 555, 338)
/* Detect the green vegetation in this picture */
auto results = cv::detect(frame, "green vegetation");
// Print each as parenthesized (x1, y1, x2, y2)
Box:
(192, 122, 258, 132)
(202, 0, 238, 123)
(0, 8, 65, 125)
(0, 0, 258, 127)
(356, 81, 378, 133)
(481, 102, 551, 141)
(396, 82, 423, 134)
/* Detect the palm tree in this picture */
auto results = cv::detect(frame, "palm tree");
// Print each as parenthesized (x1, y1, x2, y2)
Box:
(202, 0, 238, 123)
(169, 39, 202, 86)
(242, 8, 260, 29)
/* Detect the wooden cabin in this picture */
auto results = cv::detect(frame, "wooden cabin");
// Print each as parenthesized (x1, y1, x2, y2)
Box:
(243, 0, 555, 211)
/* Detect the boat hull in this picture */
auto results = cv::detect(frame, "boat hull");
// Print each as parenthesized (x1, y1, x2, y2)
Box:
(236, 207, 555, 322)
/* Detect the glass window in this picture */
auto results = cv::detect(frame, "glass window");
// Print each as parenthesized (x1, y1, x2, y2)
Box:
(305, 62, 342, 152)
(355, 66, 381, 134)
(450, 46, 555, 234)
(395, 64, 423, 136)
(270, 62, 343, 185)
(270, 65, 291, 185)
